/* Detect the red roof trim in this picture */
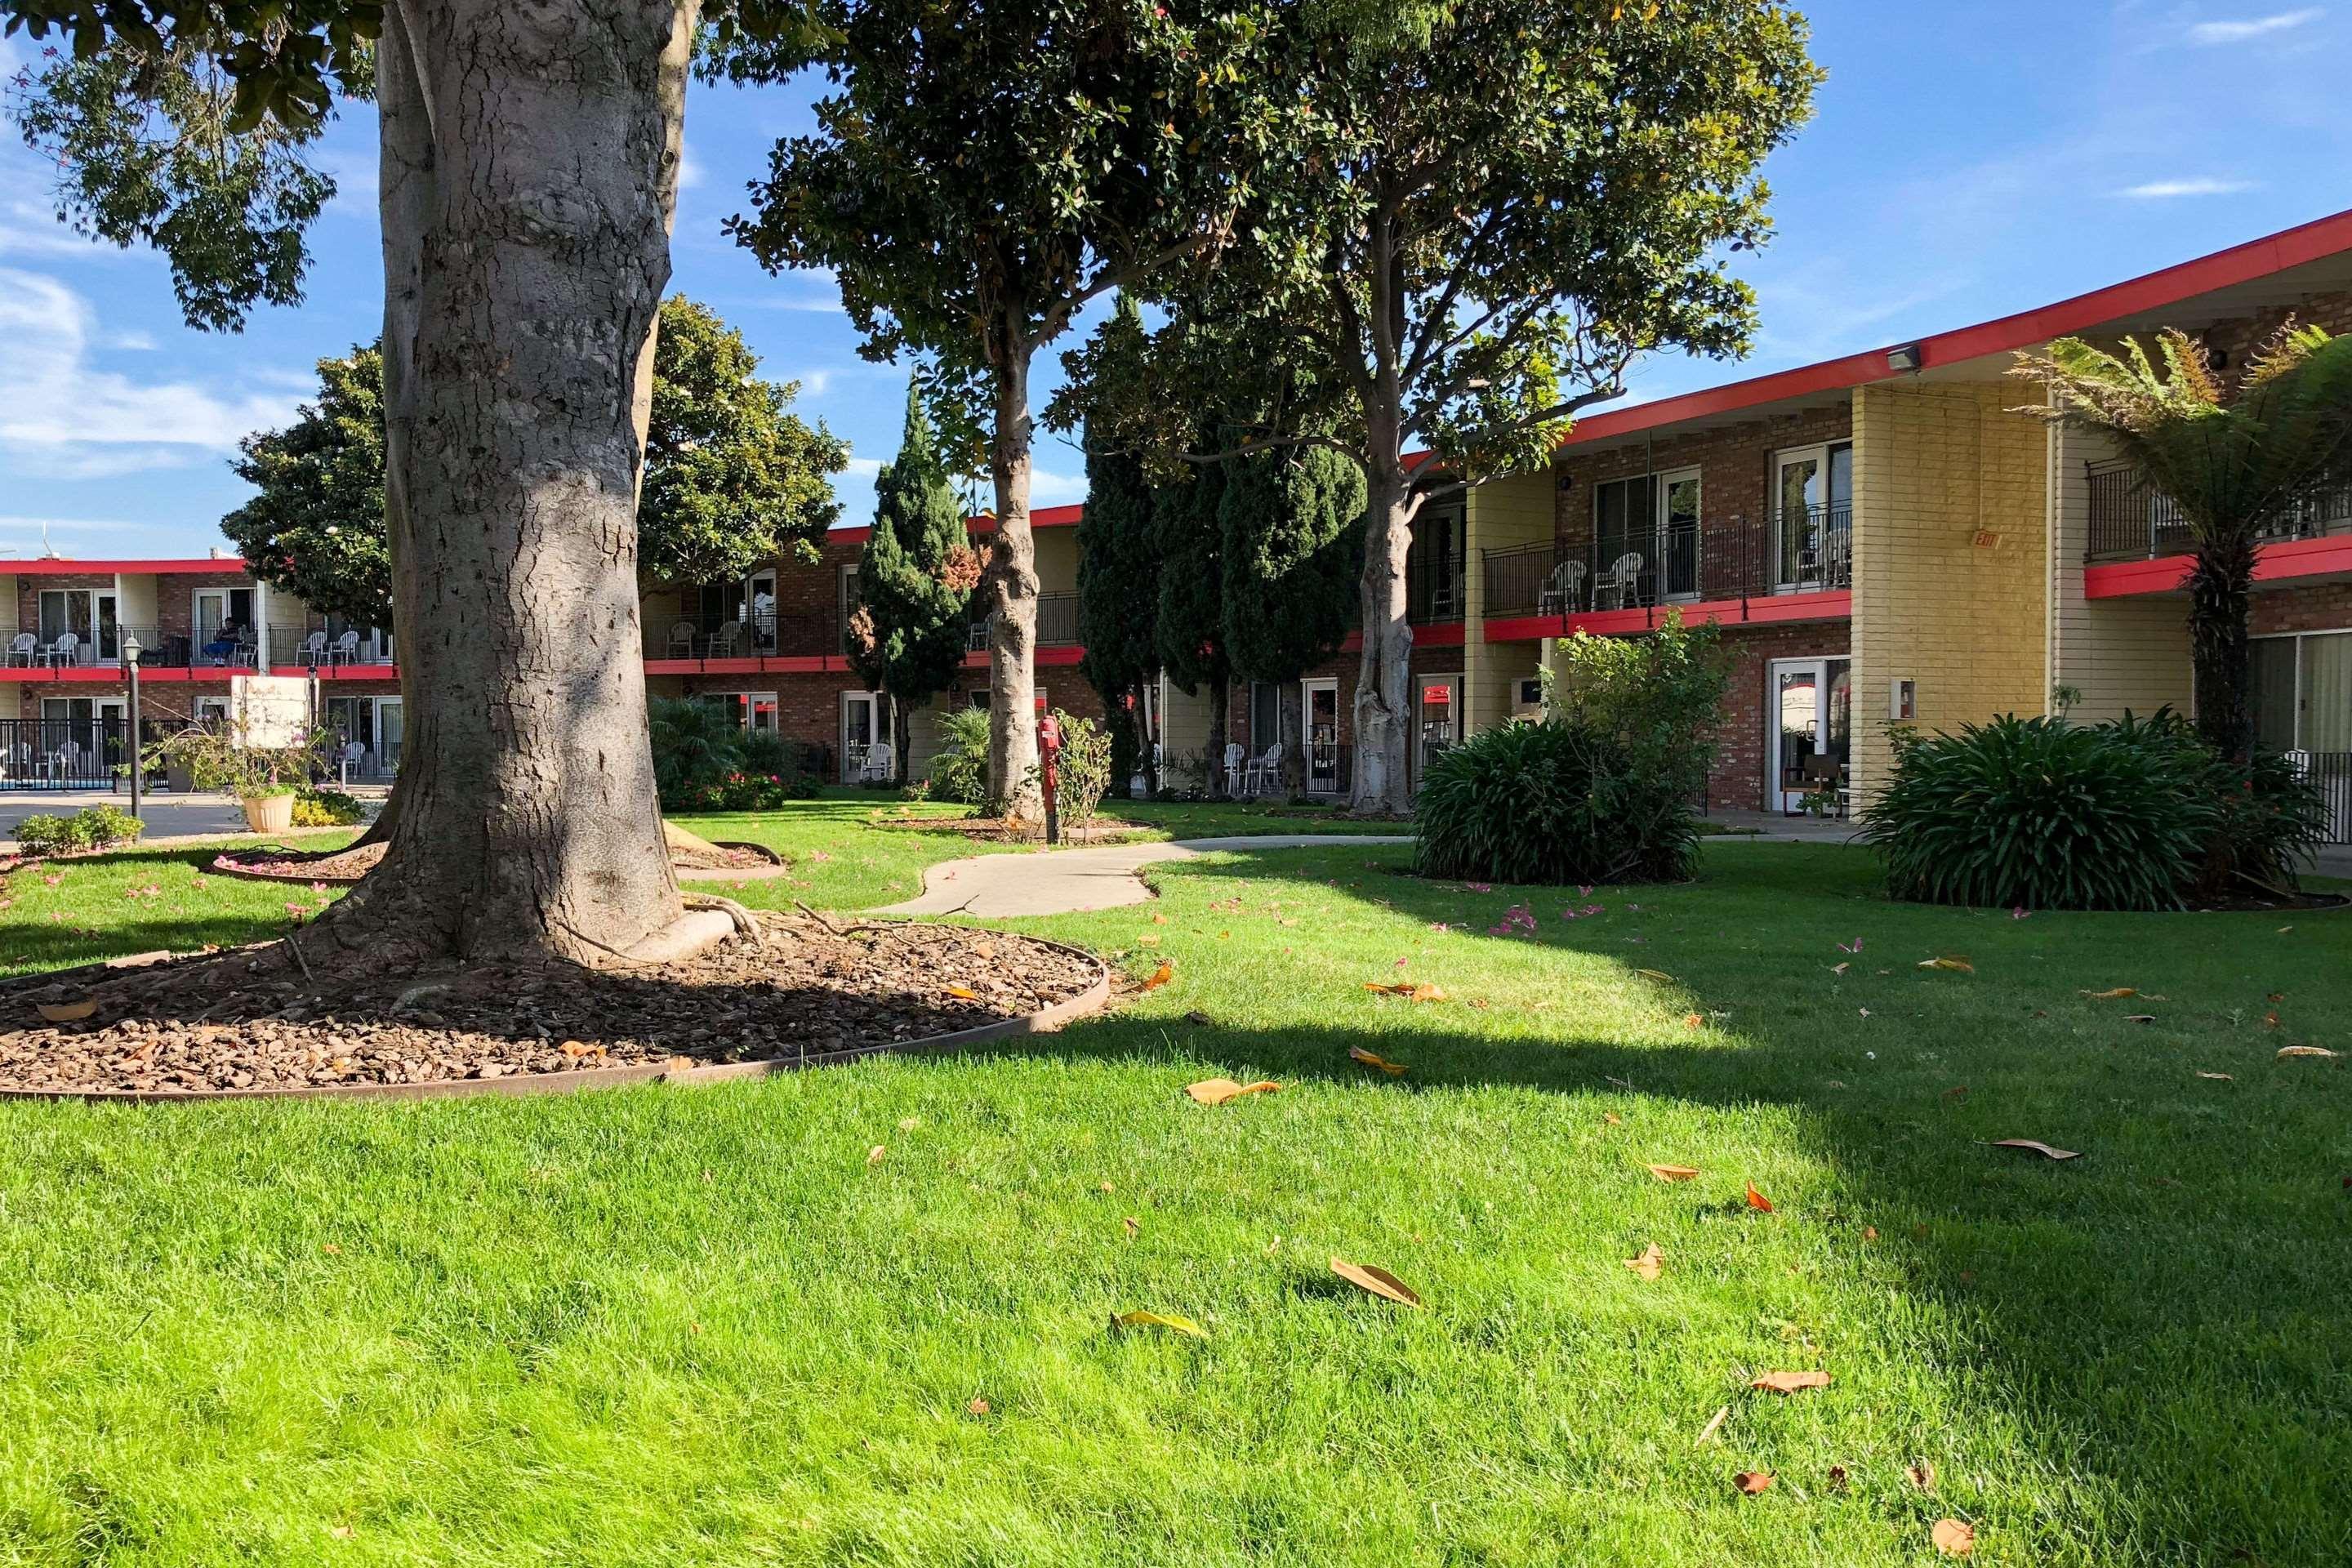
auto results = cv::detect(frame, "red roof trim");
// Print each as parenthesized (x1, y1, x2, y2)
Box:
(1561, 207, 2352, 449)
(3, 559, 255, 576)
(2085, 532, 2352, 598)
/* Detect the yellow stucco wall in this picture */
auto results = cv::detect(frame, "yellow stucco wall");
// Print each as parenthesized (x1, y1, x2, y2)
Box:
(1851, 381, 2051, 804)
(1463, 471, 1553, 734)
(2046, 422, 2194, 724)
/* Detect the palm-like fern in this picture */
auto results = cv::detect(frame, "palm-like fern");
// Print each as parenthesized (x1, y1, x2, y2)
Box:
(2012, 323, 2352, 757)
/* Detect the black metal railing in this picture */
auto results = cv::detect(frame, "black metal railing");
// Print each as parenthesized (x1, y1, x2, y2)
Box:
(1480, 508, 1853, 620)
(1406, 551, 1465, 625)
(2087, 463, 2352, 563)
(2, 626, 216, 670)
(965, 592, 1080, 651)
(2292, 751, 2352, 846)
(268, 624, 396, 669)
(644, 611, 834, 662)
(0, 717, 163, 791)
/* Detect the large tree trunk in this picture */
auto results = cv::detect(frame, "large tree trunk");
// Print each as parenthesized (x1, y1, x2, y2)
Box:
(1139, 679, 1160, 800)
(986, 350, 1044, 821)
(892, 695, 914, 787)
(339, 0, 696, 966)
(1205, 679, 1229, 800)
(1277, 679, 1304, 799)
(1352, 461, 1416, 815)
(2188, 535, 2257, 761)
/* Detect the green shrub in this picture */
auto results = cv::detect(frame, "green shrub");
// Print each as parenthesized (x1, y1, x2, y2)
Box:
(927, 708, 991, 806)
(11, 804, 144, 856)
(291, 787, 368, 826)
(1415, 720, 1705, 885)
(648, 697, 818, 813)
(2104, 709, 2328, 897)
(675, 769, 820, 813)
(1025, 710, 1111, 829)
(1865, 713, 2228, 911)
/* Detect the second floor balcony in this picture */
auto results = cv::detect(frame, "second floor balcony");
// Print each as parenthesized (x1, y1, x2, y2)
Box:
(1481, 506, 1853, 621)
(966, 591, 1080, 653)
(2085, 461, 2352, 563)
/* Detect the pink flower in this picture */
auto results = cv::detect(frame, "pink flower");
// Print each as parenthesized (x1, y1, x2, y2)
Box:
(1578, 884, 1593, 897)
(42, 874, 61, 886)
(311, 880, 328, 893)
(2011, 906, 2031, 920)
(1464, 882, 1492, 893)
(1838, 937, 1863, 954)
(1394, 956, 1410, 969)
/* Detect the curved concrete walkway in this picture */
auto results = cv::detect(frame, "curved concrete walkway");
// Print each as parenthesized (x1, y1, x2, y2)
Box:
(880, 835, 1414, 918)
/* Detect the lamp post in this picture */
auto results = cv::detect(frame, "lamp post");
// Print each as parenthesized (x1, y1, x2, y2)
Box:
(121, 631, 143, 821)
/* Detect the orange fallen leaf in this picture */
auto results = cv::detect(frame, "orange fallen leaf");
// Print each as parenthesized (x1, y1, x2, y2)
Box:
(1682, 1013, 1704, 1029)
(1862, 1226, 1879, 1241)
(1150, 913, 1168, 924)
(1931, 1518, 1976, 1557)
(945, 985, 980, 1000)
(1992, 1138, 2082, 1160)
(1602, 1111, 1624, 1126)
(1918, 956, 1975, 973)
(1745, 1182, 1774, 1214)
(1694, 1405, 1730, 1446)
(1750, 1370, 1831, 1395)
(1348, 1046, 1408, 1076)
(1645, 1163, 1700, 1182)
(1330, 1257, 1422, 1307)
(1110, 1308, 1207, 1339)
(1185, 1077, 1281, 1106)
(1143, 961, 1174, 991)
(967, 1396, 991, 1415)
(866, 1145, 887, 1165)
(2278, 1045, 2338, 1059)
(1624, 1243, 1664, 1280)
(1906, 1460, 1937, 1490)
(2081, 987, 2138, 1000)
(1122, 1216, 1140, 1240)
(36, 999, 95, 1023)
(1734, 1471, 1775, 1495)
(320, 1243, 342, 1255)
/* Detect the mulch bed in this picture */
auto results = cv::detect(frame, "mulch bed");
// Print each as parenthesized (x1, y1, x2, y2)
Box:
(214, 838, 782, 886)
(0, 915, 1100, 1097)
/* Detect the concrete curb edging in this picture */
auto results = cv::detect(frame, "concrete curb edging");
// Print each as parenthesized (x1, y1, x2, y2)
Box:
(0, 937, 1110, 1107)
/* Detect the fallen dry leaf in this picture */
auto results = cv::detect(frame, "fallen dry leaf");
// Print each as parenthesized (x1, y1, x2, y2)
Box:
(330, 1525, 354, 1539)
(2196, 1071, 2234, 1080)
(1683, 1012, 1704, 1029)
(1827, 1463, 1849, 1492)
(1183, 1009, 1213, 1025)
(1635, 969, 1677, 984)
(1185, 1077, 1281, 1106)
(1645, 1163, 1701, 1183)
(1362, 981, 1445, 1002)
(1831, 961, 1851, 976)
(1918, 956, 1975, 973)
(1745, 1182, 1774, 1214)
(1143, 961, 1174, 991)
(1330, 1257, 1423, 1307)
(1694, 1405, 1730, 1446)
(36, 999, 95, 1023)
(1603, 1111, 1624, 1126)
(2122, 1013, 2157, 1024)
(866, 1145, 887, 1165)
(1624, 1243, 1664, 1281)
(2278, 1045, 2338, 1059)
(1906, 1460, 1937, 1491)
(1941, 1084, 1969, 1102)
(1348, 1045, 1409, 1076)
(945, 985, 980, 1000)
(1734, 1471, 1775, 1495)
(1122, 1216, 1140, 1240)
(967, 1396, 991, 1415)
(1150, 913, 1168, 924)
(320, 1243, 342, 1255)
(1862, 1226, 1879, 1241)
(1992, 1138, 2082, 1160)
(1110, 1309, 1207, 1339)
(2081, 987, 2138, 1000)
(1750, 1370, 1831, 1395)
(1931, 1518, 1976, 1557)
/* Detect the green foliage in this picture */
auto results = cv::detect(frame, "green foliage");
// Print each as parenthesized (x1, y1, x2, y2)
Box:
(1153, 461, 1228, 699)
(844, 385, 976, 715)
(1219, 441, 1364, 682)
(222, 298, 844, 627)
(926, 708, 992, 808)
(1030, 710, 1112, 829)
(648, 697, 818, 814)
(1077, 297, 1164, 751)
(11, 804, 143, 856)
(290, 786, 366, 827)
(147, 719, 332, 803)
(1550, 612, 1735, 812)
(2014, 324, 2352, 755)
(1414, 720, 1704, 887)
(1864, 710, 2328, 911)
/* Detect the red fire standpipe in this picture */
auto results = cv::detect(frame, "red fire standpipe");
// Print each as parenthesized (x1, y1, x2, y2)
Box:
(1037, 712, 1062, 845)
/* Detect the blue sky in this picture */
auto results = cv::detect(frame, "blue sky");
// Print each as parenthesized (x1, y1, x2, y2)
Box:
(2, 1, 2347, 560)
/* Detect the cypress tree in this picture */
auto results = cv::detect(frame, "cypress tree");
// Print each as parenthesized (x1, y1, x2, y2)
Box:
(1154, 460, 1232, 797)
(848, 385, 982, 781)
(1076, 299, 1163, 795)
(1221, 445, 1366, 795)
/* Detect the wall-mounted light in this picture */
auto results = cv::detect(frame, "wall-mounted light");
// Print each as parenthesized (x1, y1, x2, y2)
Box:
(1886, 343, 1923, 373)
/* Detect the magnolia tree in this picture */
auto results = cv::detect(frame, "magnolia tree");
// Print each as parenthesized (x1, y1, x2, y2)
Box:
(711, 0, 1285, 821)
(1057, 0, 1820, 813)
(3, 0, 818, 965)
(225, 297, 845, 627)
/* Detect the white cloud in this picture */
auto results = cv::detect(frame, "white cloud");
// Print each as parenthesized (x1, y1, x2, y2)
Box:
(1027, 467, 1088, 506)
(842, 456, 883, 483)
(678, 141, 706, 191)
(0, 267, 303, 479)
(2188, 8, 2323, 44)
(2115, 176, 2259, 198)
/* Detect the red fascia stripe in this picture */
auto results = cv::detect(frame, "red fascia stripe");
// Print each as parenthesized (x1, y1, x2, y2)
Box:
(2085, 532, 2352, 599)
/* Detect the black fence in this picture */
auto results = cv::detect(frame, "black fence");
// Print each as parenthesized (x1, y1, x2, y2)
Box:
(646, 610, 838, 662)
(1481, 507, 1852, 621)
(2298, 751, 2352, 846)
(2087, 464, 2352, 563)
(0, 717, 163, 791)
(967, 593, 1081, 653)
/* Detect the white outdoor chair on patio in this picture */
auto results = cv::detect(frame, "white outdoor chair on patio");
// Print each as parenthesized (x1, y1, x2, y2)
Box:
(299, 630, 330, 667)
(1593, 552, 1645, 611)
(338, 740, 367, 785)
(5, 632, 36, 667)
(1241, 742, 1284, 797)
(1536, 559, 1588, 616)
(331, 630, 362, 666)
(1223, 742, 1246, 797)
(666, 619, 697, 657)
(41, 631, 79, 668)
(706, 621, 750, 659)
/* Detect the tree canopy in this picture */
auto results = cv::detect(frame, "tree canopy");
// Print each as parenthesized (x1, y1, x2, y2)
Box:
(224, 296, 846, 626)
(1219, 441, 1364, 688)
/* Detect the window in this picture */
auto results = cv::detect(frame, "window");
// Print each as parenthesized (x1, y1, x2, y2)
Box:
(1250, 681, 1280, 746)
(2252, 631, 2352, 753)
(1409, 506, 1467, 621)
(1771, 443, 1854, 590)
(1592, 469, 1700, 601)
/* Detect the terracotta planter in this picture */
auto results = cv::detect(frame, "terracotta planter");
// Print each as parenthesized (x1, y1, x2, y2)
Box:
(241, 793, 296, 834)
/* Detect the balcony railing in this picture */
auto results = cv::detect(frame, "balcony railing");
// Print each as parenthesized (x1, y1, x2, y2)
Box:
(644, 611, 835, 662)
(2, 626, 234, 670)
(265, 625, 397, 669)
(1481, 508, 1852, 620)
(2086, 463, 2352, 563)
(967, 592, 1080, 652)
(1406, 555, 1464, 625)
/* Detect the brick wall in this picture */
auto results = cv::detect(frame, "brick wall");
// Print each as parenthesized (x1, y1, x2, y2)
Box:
(2252, 581, 2352, 636)
(1707, 625, 1851, 813)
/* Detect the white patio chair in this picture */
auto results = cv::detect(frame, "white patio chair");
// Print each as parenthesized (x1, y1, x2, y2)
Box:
(338, 740, 367, 785)
(299, 630, 329, 668)
(332, 630, 362, 666)
(706, 621, 749, 659)
(666, 619, 697, 657)
(232, 630, 259, 668)
(42, 630, 79, 668)
(1242, 742, 1283, 796)
(1536, 559, 1588, 616)
(4, 632, 35, 667)
(1223, 742, 1246, 798)
(1593, 552, 1645, 611)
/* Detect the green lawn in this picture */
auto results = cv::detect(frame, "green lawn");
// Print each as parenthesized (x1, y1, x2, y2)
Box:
(2, 807, 2349, 1565)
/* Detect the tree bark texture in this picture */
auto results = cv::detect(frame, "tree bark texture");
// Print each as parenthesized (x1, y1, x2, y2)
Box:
(1276, 679, 1304, 800)
(2188, 534, 2258, 761)
(891, 695, 914, 787)
(1205, 680, 1228, 801)
(344, 0, 696, 964)
(1352, 463, 1416, 815)
(987, 352, 1044, 821)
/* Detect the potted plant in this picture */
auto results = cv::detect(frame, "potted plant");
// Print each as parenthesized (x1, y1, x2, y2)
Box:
(146, 719, 335, 834)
